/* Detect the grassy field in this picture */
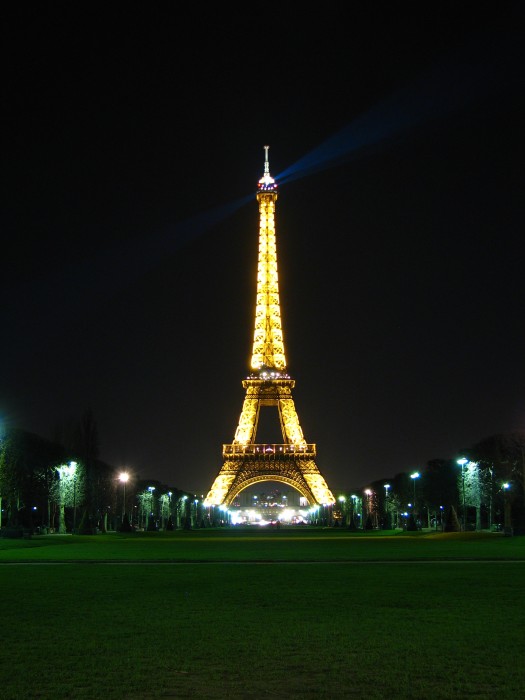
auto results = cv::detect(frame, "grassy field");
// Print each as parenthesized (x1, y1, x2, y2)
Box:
(0, 529, 523, 699)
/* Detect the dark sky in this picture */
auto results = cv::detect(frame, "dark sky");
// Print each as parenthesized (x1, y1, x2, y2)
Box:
(2, 3, 524, 496)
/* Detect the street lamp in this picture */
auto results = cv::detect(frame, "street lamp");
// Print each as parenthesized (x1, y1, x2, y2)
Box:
(119, 472, 129, 520)
(338, 495, 346, 526)
(410, 471, 419, 506)
(384, 484, 390, 528)
(147, 486, 155, 528)
(502, 483, 512, 535)
(351, 494, 358, 528)
(457, 458, 468, 531)
(180, 495, 188, 528)
(364, 489, 372, 528)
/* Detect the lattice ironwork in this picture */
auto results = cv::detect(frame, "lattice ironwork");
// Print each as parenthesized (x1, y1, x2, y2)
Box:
(204, 147, 335, 508)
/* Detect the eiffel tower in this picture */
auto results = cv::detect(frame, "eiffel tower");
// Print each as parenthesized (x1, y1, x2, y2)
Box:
(204, 146, 335, 509)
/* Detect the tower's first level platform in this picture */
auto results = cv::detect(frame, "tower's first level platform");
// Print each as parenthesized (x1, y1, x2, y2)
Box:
(223, 443, 316, 459)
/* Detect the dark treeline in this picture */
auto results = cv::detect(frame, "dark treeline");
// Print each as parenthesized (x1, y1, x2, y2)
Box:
(337, 432, 525, 534)
(0, 410, 198, 534)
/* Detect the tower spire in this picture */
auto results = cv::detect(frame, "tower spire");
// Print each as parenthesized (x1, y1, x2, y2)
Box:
(264, 145, 270, 177)
(258, 144, 276, 190)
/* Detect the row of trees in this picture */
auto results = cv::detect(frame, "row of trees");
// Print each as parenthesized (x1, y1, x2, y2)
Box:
(0, 410, 203, 534)
(336, 432, 525, 534)
(0, 425, 204, 534)
(1, 411, 524, 535)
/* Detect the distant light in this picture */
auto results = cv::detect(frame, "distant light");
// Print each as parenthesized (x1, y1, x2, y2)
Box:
(410, 472, 420, 480)
(457, 458, 468, 466)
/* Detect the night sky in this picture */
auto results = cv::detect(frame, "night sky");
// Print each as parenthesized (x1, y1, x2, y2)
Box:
(3, 4, 524, 496)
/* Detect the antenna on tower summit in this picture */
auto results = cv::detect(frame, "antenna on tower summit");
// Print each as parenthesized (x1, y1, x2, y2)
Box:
(258, 144, 276, 191)
(264, 145, 270, 175)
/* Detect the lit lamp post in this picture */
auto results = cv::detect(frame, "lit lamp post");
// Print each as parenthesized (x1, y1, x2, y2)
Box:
(338, 495, 346, 526)
(457, 458, 468, 531)
(502, 482, 512, 535)
(119, 472, 129, 521)
(147, 486, 155, 528)
(181, 495, 188, 528)
(351, 494, 358, 528)
(364, 489, 372, 528)
(410, 470, 419, 509)
(384, 484, 390, 529)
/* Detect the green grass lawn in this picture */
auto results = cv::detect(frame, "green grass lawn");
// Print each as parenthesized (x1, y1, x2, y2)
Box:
(1, 529, 523, 699)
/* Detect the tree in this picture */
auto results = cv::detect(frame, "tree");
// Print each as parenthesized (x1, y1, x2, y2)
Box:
(73, 409, 99, 523)
(385, 472, 412, 528)
(0, 428, 66, 530)
(406, 512, 418, 531)
(470, 432, 525, 533)
(119, 512, 133, 532)
(69, 409, 116, 534)
(50, 459, 91, 533)
(463, 461, 483, 530)
(423, 459, 457, 524)
(346, 511, 358, 530)
(443, 505, 461, 532)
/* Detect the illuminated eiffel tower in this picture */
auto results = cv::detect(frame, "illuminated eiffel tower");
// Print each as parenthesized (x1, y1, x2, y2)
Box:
(204, 147, 335, 509)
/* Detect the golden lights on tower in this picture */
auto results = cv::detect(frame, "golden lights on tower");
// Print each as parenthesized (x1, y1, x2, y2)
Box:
(204, 146, 335, 508)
